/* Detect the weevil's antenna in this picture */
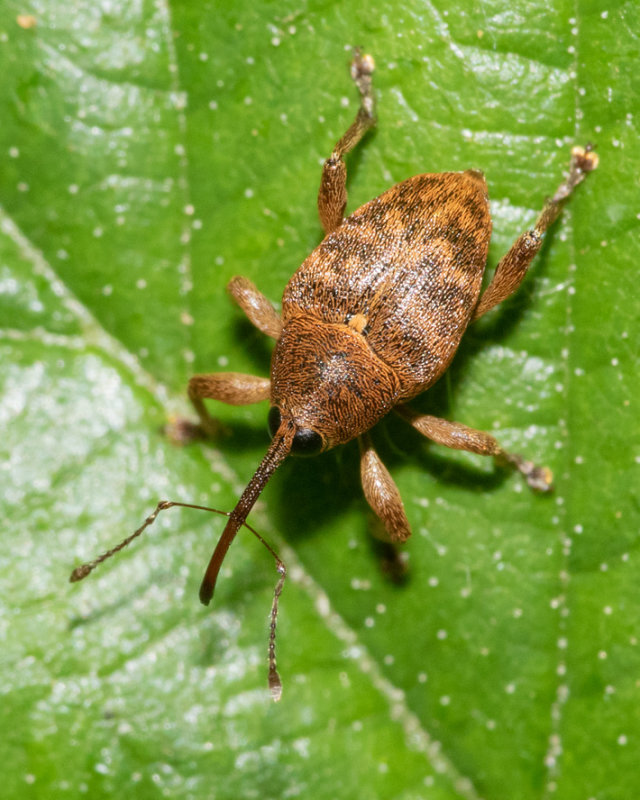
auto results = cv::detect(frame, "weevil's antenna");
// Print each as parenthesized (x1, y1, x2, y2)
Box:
(241, 524, 287, 701)
(68, 501, 274, 583)
(69, 417, 295, 701)
(198, 418, 294, 701)
(69, 500, 227, 582)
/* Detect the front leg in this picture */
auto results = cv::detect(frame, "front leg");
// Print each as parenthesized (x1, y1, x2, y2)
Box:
(359, 432, 411, 542)
(188, 373, 271, 437)
(318, 50, 377, 234)
(395, 405, 553, 492)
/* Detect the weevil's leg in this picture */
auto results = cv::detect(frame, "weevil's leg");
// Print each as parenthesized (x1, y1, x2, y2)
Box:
(187, 373, 271, 437)
(318, 50, 377, 234)
(358, 432, 412, 543)
(472, 146, 599, 320)
(168, 277, 277, 445)
(395, 405, 553, 492)
(227, 276, 281, 339)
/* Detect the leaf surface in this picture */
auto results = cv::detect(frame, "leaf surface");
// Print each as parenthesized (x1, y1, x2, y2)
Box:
(1, 2, 638, 798)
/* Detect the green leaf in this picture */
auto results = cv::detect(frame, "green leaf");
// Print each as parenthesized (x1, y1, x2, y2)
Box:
(1, 2, 638, 798)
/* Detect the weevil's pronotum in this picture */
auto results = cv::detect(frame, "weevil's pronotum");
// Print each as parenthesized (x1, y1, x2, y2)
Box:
(71, 51, 598, 699)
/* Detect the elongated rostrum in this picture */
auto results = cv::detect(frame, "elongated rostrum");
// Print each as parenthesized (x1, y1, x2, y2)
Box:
(71, 50, 598, 700)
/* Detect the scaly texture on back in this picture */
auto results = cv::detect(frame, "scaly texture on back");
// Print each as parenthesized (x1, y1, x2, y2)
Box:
(283, 171, 492, 397)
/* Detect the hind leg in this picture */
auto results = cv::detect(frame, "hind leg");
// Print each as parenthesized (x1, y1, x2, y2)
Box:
(318, 50, 377, 234)
(472, 146, 598, 320)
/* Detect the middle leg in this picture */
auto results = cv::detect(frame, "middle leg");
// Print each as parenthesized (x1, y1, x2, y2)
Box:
(395, 404, 553, 492)
(227, 276, 282, 339)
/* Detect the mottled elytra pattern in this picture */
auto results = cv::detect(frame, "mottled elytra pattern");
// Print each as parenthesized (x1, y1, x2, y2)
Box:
(283, 171, 491, 396)
(71, 51, 598, 700)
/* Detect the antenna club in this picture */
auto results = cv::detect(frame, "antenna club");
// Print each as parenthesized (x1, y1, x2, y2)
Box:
(269, 672, 283, 702)
(69, 564, 92, 582)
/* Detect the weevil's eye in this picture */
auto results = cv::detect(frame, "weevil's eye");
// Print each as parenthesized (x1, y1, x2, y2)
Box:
(268, 406, 282, 438)
(291, 428, 323, 457)
(268, 407, 323, 456)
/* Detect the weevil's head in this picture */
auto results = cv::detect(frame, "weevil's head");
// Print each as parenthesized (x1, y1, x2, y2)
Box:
(269, 312, 401, 452)
(199, 312, 400, 628)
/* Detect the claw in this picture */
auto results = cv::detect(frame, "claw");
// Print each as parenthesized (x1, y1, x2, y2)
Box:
(571, 144, 599, 174)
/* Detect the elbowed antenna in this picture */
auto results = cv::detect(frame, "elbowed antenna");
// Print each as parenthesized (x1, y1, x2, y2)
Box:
(198, 418, 294, 701)
(70, 417, 295, 701)
(198, 419, 295, 605)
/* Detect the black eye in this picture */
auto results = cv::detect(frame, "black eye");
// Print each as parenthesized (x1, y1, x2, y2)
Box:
(268, 406, 281, 438)
(291, 428, 323, 457)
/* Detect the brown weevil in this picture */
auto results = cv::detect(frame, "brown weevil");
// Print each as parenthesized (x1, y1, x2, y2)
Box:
(71, 51, 598, 699)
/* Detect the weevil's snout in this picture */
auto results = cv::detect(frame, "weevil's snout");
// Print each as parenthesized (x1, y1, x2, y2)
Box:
(199, 419, 295, 606)
(268, 406, 324, 457)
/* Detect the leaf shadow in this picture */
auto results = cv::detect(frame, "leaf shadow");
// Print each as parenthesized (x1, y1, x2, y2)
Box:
(230, 317, 274, 373)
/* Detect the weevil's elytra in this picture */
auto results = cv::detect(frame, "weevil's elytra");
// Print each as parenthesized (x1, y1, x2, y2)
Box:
(281, 171, 492, 404)
(71, 50, 598, 700)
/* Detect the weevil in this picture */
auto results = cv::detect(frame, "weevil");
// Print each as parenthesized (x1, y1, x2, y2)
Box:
(71, 51, 598, 699)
